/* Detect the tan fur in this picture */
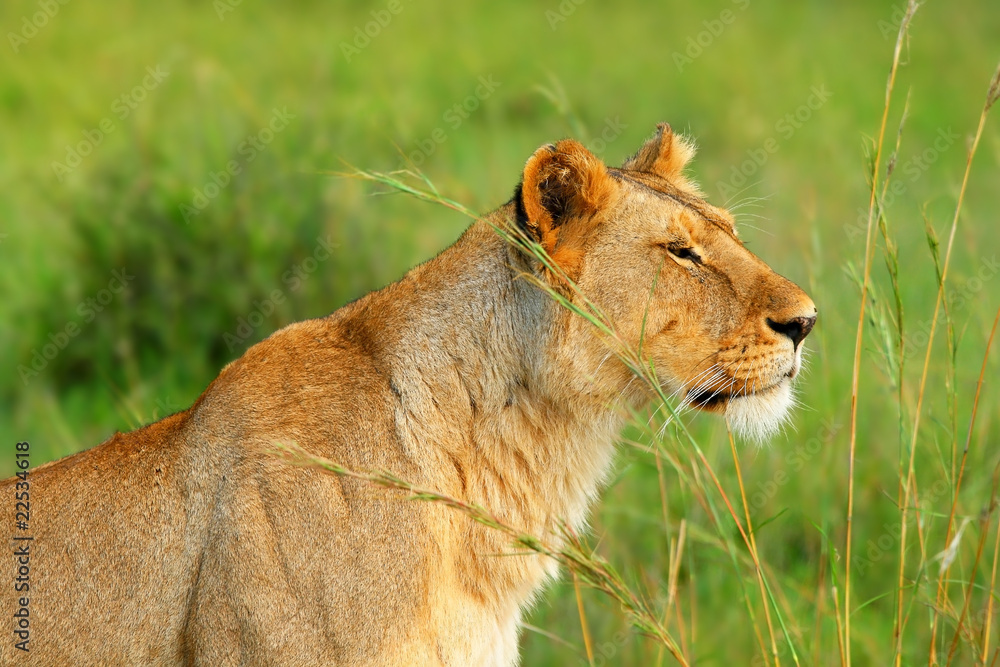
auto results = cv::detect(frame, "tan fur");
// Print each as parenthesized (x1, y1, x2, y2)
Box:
(1, 125, 815, 666)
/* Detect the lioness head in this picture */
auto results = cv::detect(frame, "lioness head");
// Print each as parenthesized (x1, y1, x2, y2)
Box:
(514, 123, 816, 441)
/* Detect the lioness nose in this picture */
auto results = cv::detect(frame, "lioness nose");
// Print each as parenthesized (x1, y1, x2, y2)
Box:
(767, 315, 816, 349)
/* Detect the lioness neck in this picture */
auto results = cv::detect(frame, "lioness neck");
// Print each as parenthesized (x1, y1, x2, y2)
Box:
(340, 203, 622, 603)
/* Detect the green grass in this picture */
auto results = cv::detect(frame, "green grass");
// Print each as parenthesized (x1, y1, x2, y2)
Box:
(2, 0, 1000, 664)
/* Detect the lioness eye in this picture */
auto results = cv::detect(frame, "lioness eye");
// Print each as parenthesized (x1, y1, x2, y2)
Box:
(668, 245, 701, 263)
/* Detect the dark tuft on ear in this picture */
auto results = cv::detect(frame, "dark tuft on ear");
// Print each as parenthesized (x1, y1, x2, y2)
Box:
(513, 182, 529, 232)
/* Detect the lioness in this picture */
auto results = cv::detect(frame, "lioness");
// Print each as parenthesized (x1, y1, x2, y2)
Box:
(2, 124, 815, 666)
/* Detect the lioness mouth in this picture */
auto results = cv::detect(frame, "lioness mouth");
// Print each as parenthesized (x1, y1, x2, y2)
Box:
(687, 378, 786, 409)
(687, 388, 731, 408)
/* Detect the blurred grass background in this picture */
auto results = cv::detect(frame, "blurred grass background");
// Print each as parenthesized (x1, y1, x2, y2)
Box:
(2, 0, 999, 664)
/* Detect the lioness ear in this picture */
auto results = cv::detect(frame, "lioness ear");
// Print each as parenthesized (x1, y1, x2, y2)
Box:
(622, 123, 696, 181)
(515, 140, 614, 275)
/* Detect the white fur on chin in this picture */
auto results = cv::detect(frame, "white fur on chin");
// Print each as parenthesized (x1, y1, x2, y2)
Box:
(724, 379, 795, 444)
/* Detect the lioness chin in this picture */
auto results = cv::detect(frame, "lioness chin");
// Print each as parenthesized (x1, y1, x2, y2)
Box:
(2, 123, 815, 666)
